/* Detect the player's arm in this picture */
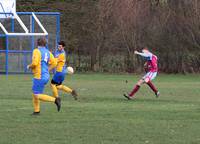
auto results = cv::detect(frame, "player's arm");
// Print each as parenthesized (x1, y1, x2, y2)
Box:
(134, 50, 150, 58)
(48, 52, 57, 71)
(58, 53, 66, 63)
(27, 49, 39, 69)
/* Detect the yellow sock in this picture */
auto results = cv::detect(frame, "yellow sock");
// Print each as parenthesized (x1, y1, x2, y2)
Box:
(32, 94, 40, 112)
(38, 94, 56, 102)
(50, 83, 59, 98)
(57, 85, 73, 93)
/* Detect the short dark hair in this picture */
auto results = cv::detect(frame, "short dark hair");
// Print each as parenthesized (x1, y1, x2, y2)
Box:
(58, 41, 66, 47)
(37, 37, 47, 47)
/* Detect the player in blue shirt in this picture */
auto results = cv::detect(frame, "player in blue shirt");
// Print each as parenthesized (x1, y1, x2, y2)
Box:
(50, 41, 78, 100)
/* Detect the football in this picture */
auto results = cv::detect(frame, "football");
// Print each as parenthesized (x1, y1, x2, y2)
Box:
(67, 66, 74, 74)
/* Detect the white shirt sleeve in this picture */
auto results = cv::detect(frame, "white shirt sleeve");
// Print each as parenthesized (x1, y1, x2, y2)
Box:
(136, 52, 152, 59)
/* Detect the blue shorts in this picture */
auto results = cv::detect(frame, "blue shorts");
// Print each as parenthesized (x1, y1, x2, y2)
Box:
(32, 78, 49, 94)
(51, 72, 65, 85)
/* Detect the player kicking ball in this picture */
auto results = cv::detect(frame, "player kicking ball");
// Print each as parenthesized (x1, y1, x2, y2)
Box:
(124, 47, 160, 100)
(27, 37, 61, 115)
(50, 41, 78, 100)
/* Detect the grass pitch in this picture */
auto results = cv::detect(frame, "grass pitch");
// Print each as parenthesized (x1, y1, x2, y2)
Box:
(0, 74, 200, 144)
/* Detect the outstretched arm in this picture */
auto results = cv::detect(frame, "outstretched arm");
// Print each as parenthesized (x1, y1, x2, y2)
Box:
(134, 50, 150, 58)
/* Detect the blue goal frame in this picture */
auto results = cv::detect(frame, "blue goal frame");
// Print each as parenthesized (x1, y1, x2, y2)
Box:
(0, 12, 60, 75)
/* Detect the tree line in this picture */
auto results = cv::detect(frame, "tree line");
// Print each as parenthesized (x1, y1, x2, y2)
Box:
(18, 0, 200, 73)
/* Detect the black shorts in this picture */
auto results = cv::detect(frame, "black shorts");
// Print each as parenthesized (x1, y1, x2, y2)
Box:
(51, 79, 62, 86)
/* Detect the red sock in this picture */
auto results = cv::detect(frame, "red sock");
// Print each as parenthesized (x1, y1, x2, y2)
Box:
(147, 81, 158, 93)
(129, 85, 140, 97)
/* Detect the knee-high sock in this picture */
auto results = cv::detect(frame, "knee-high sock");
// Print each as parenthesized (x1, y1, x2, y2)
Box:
(38, 94, 56, 102)
(32, 94, 40, 112)
(57, 85, 72, 93)
(51, 83, 59, 98)
(129, 85, 140, 97)
(147, 81, 158, 93)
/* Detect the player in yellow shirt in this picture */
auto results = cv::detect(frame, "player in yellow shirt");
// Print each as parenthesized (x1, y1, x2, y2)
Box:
(27, 37, 61, 115)
(50, 41, 78, 100)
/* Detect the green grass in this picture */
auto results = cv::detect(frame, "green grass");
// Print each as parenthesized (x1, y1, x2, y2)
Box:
(0, 74, 200, 144)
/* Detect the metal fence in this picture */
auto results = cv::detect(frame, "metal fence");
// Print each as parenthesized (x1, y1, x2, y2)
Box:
(0, 12, 60, 74)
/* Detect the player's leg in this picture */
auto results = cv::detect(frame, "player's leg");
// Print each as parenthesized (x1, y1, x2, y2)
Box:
(50, 83, 59, 98)
(32, 79, 41, 115)
(32, 78, 61, 114)
(129, 79, 144, 97)
(56, 84, 72, 93)
(40, 78, 61, 111)
(36, 94, 61, 112)
(56, 84, 78, 100)
(32, 94, 40, 115)
(124, 78, 144, 100)
(53, 72, 78, 100)
(144, 72, 160, 97)
(37, 94, 55, 102)
(50, 73, 61, 98)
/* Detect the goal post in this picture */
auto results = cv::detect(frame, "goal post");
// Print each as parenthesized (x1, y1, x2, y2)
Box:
(0, 12, 60, 75)
(0, 12, 49, 36)
(0, 0, 61, 75)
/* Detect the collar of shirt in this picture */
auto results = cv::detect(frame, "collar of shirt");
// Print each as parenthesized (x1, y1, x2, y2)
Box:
(38, 46, 46, 49)
(56, 50, 65, 54)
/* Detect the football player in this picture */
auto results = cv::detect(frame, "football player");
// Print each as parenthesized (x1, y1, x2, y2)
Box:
(27, 37, 61, 115)
(124, 47, 160, 100)
(50, 41, 78, 100)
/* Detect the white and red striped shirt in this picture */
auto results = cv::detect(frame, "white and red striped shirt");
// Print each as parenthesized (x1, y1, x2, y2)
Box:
(136, 52, 158, 72)
(147, 54, 158, 72)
